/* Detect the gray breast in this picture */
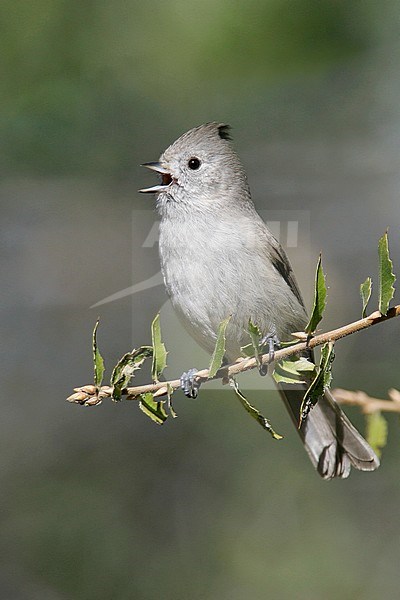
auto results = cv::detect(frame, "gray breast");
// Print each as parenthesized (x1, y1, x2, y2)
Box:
(158, 213, 307, 360)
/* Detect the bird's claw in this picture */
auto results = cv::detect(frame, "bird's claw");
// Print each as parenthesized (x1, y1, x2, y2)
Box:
(259, 333, 281, 375)
(258, 363, 269, 376)
(180, 368, 200, 398)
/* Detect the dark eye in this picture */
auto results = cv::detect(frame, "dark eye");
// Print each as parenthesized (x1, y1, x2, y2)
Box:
(188, 157, 201, 170)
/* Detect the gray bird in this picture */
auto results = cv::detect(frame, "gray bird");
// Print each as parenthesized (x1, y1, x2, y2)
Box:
(140, 122, 379, 479)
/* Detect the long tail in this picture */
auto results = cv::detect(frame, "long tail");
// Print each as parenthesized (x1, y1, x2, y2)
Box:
(278, 384, 380, 479)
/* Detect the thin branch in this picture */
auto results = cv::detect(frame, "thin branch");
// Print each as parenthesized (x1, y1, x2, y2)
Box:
(67, 305, 400, 406)
(333, 388, 400, 414)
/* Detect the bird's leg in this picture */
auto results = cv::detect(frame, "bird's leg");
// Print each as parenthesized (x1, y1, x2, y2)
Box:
(259, 332, 281, 375)
(180, 368, 200, 398)
(181, 357, 229, 398)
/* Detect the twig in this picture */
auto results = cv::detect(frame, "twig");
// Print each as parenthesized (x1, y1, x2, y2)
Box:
(333, 388, 400, 414)
(67, 305, 400, 406)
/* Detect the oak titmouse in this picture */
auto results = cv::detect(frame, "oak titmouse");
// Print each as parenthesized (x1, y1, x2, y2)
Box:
(140, 122, 379, 479)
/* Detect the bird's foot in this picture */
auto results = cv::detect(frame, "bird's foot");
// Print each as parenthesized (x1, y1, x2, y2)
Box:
(259, 333, 281, 375)
(180, 368, 200, 398)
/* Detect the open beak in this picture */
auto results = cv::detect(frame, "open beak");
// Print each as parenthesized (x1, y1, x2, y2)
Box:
(139, 162, 174, 193)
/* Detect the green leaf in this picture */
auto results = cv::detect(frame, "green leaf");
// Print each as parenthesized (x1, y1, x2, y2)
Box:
(365, 411, 388, 458)
(273, 370, 302, 385)
(208, 316, 231, 378)
(166, 382, 177, 418)
(360, 277, 372, 318)
(110, 346, 153, 401)
(151, 313, 167, 382)
(321, 344, 335, 391)
(279, 357, 315, 375)
(378, 232, 396, 316)
(139, 392, 168, 425)
(272, 356, 315, 385)
(248, 320, 261, 349)
(305, 254, 327, 334)
(240, 343, 254, 358)
(93, 319, 105, 388)
(230, 378, 283, 440)
(247, 319, 265, 371)
(272, 368, 302, 385)
(300, 342, 335, 426)
(280, 338, 305, 348)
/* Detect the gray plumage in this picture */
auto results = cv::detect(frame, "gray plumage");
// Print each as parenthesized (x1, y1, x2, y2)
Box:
(141, 122, 379, 479)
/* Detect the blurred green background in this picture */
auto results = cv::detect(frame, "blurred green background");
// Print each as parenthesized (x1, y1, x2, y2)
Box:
(1, 1, 400, 598)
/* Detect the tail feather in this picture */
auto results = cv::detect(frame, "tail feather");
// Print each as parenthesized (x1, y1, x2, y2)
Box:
(278, 384, 380, 480)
